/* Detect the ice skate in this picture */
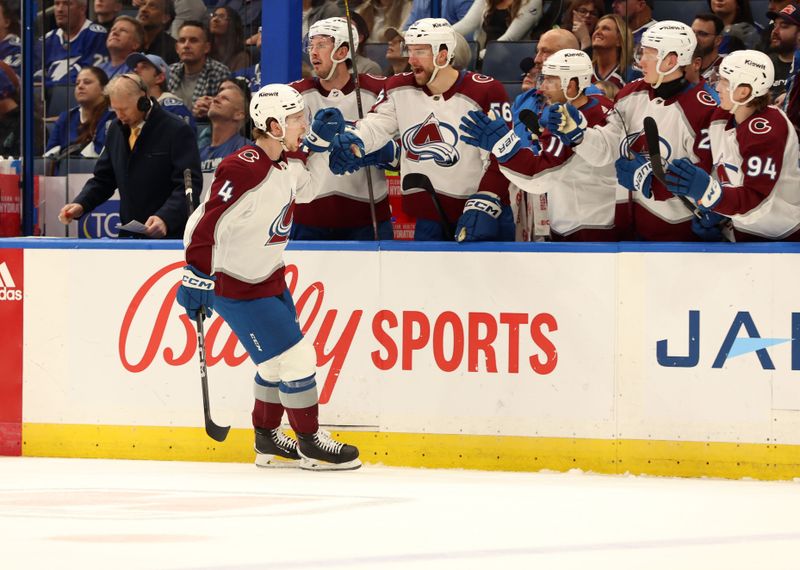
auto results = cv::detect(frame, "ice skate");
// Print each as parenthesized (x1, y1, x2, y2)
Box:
(296, 430, 361, 471)
(254, 427, 304, 468)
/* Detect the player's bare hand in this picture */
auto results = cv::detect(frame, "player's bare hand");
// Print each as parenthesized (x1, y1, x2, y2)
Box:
(144, 215, 167, 238)
(58, 203, 83, 224)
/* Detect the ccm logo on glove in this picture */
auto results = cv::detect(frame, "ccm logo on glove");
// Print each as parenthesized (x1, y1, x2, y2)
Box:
(463, 194, 502, 218)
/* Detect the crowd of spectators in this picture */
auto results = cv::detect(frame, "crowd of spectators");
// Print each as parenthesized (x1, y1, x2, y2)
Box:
(0, 0, 796, 241)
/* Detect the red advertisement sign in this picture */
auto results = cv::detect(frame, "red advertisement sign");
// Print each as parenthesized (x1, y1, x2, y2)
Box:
(0, 248, 23, 455)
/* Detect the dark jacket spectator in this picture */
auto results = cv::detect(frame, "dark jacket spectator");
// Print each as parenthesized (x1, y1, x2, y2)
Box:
(137, 0, 179, 65)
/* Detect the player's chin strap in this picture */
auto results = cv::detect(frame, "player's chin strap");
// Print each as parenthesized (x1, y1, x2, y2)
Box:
(652, 57, 681, 89)
(427, 52, 451, 86)
(267, 127, 290, 153)
(323, 51, 350, 82)
(727, 86, 755, 115)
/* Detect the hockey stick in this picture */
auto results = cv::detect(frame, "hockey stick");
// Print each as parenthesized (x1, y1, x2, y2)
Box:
(342, 0, 379, 240)
(643, 116, 702, 219)
(402, 172, 453, 239)
(518, 109, 541, 137)
(183, 169, 230, 443)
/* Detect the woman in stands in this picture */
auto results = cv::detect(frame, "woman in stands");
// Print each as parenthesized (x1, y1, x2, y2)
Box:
(209, 6, 250, 73)
(561, 0, 604, 50)
(45, 66, 115, 159)
(453, 0, 542, 51)
(590, 14, 637, 89)
(707, 0, 760, 51)
(357, 0, 413, 42)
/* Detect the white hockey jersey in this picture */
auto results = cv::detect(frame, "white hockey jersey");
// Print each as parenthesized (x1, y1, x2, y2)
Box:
(576, 79, 717, 240)
(353, 70, 511, 223)
(708, 106, 800, 240)
(184, 146, 319, 300)
(291, 75, 391, 228)
(499, 94, 618, 240)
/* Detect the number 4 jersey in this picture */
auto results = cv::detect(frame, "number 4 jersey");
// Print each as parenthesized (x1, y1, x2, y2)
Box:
(708, 106, 800, 241)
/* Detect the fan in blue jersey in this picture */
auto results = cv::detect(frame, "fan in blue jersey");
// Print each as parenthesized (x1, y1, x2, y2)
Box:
(97, 16, 144, 80)
(44, 66, 115, 163)
(198, 80, 252, 173)
(126, 51, 196, 130)
(0, 0, 27, 77)
(39, 0, 109, 88)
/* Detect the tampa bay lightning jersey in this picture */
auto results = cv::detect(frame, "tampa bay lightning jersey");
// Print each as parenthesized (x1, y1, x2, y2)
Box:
(45, 105, 116, 157)
(199, 133, 251, 173)
(39, 20, 108, 87)
(233, 63, 260, 92)
(158, 93, 196, 130)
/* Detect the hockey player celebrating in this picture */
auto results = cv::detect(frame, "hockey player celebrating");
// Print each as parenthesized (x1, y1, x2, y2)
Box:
(309, 18, 514, 242)
(459, 49, 618, 241)
(291, 17, 397, 240)
(544, 21, 719, 241)
(176, 84, 361, 471)
(664, 50, 800, 241)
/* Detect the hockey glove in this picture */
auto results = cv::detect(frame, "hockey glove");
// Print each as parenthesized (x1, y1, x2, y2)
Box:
(328, 130, 366, 175)
(176, 265, 216, 319)
(691, 210, 728, 242)
(362, 139, 400, 170)
(303, 108, 346, 153)
(459, 110, 520, 162)
(615, 154, 653, 199)
(455, 192, 503, 242)
(665, 157, 722, 210)
(541, 103, 587, 145)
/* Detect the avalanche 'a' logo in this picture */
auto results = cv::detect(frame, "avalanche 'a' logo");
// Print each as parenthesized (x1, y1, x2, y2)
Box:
(715, 162, 737, 187)
(402, 113, 460, 166)
(619, 129, 673, 164)
(266, 201, 294, 245)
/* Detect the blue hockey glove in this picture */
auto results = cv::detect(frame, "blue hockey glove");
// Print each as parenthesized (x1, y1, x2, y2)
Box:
(459, 110, 520, 162)
(303, 107, 345, 153)
(691, 210, 728, 241)
(540, 103, 586, 145)
(176, 265, 216, 319)
(328, 130, 366, 175)
(361, 139, 400, 170)
(455, 192, 504, 242)
(665, 157, 722, 210)
(615, 154, 653, 199)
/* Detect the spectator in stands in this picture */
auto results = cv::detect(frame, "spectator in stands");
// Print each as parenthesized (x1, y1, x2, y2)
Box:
(137, 0, 178, 65)
(0, 61, 19, 156)
(561, 0, 604, 50)
(403, 0, 474, 34)
(594, 78, 620, 99)
(198, 80, 251, 172)
(0, 0, 21, 76)
(757, 0, 791, 51)
(168, 21, 231, 120)
(767, 1, 800, 99)
(231, 0, 261, 39)
(610, 0, 656, 50)
(232, 27, 261, 92)
(453, 0, 542, 54)
(304, 0, 342, 38)
(99, 16, 144, 79)
(591, 14, 636, 88)
(692, 13, 724, 85)
(41, 0, 109, 87)
(45, 66, 115, 160)
(58, 73, 203, 238)
(94, 0, 123, 33)
(209, 7, 250, 72)
(133, 0, 207, 36)
(126, 51, 195, 128)
(383, 26, 411, 76)
(350, 11, 383, 75)
(707, 0, 760, 50)
(357, 0, 413, 41)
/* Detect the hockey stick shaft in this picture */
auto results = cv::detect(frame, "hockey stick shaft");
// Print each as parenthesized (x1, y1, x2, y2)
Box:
(402, 173, 453, 239)
(342, 0, 379, 241)
(184, 169, 230, 442)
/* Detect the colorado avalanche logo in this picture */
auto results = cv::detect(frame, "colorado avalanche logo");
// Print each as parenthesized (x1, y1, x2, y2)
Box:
(748, 118, 771, 135)
(402, 113, 460, 166)
(714, 162, 736, 187)
(266, 201, 294, 245)
(619, 128, 673, 164)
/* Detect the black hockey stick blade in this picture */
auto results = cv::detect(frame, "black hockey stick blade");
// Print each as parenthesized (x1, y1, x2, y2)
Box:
(519, 109, 541, 136)
(402, 173, 454, 238)
(196, 309, 230, 442)
(643, 116, 701, 219)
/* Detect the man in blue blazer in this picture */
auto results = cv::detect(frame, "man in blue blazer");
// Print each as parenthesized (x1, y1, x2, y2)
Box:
(58, 72, 203, 238)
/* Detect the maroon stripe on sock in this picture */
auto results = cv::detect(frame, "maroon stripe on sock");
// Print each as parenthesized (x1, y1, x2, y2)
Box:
(286, 404, 319, 434)
(252, 400, 285, 430)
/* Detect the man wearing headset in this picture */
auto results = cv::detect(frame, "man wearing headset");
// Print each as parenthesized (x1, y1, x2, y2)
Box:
(58, 72, 203, 238)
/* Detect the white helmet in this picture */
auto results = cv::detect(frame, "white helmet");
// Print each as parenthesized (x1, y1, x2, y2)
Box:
(404, 18, 456, 84)
(541, 49, 593, 102)
(719, 50, 774, 111)
(640, 20, 696, 87)
(250, 83, 305, 136)
(307, 17, 359, 81)
(308, 17, 359, 58)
